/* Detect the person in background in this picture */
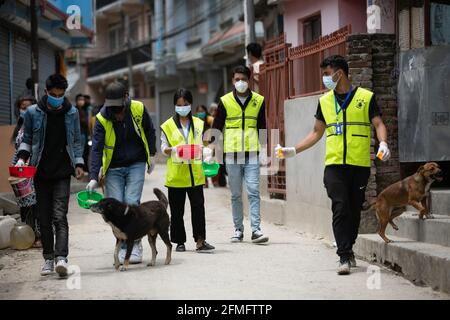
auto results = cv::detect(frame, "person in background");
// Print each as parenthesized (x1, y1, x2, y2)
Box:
(195, 104, 216, 133)
(23, 78, 34, 97)
(11, 94, 41, 248)
(212, 65, 269, 244)
(75, 94, 89, 174)
(161, 88, 215, 253)
(209, 102, 218, 118)
(195, 105, 214, 188)
(83, 94, 93, 172)
(16, 74, 85, 277)
(87, 81, 157, 264)
(246, 43, 264, 93)
(276, 55, 390, 275)
(206, 102, 227, 187)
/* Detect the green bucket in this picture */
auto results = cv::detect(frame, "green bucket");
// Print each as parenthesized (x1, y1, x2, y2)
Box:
(77, 190, 104, 209)
(202, 161, 220, 177)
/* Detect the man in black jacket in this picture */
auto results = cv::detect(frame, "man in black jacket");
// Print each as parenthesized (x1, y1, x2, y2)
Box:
(87, 82, 157, 264)
(17, 74, 85, 277)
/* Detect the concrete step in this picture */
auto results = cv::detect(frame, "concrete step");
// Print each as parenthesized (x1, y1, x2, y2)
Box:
(386, 212, 450, 247)
(354, 234, 450, 294)
(431, 189, 450, 216)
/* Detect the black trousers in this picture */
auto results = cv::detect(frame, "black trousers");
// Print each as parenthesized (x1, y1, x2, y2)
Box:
(168, 185, 206, 244)
(34, 177, 71, 260)
(323, 165, 370, 261)
(20, 205, 40, 239)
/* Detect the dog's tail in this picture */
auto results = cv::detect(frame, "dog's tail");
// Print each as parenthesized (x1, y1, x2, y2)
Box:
(153, 188, 168, 209)
(362, 200, 377, 211)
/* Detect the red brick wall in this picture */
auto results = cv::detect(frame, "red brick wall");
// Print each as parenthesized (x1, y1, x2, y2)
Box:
(346, 34, 400, 233)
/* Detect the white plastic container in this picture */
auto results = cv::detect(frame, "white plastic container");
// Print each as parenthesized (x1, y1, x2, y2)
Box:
(0, 216, 17, 249)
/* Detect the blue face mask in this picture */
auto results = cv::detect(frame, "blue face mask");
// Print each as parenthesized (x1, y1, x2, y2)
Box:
(175, 105, 191, 117)
(196, 112, 206, 119)
(47, 94, 64, 108)
(19, 110, 26, 117)
(322, 71, 341, 90)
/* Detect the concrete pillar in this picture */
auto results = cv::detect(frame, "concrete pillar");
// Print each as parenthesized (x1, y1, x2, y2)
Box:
(154, 0, 164, 61)
(165, 0, 174, 55)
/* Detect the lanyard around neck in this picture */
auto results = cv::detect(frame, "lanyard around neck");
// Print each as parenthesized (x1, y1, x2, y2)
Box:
(334, 86, 353, 120)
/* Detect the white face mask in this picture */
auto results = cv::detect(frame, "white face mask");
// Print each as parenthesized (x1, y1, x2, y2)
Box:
(234, 80, 248, 93)
(322, 71, 341, 90)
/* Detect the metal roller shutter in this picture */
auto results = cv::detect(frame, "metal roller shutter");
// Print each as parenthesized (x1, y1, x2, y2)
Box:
(39, 41, 56, 93)
(0, 26, 11, 125)
(12, 33, 31, 107)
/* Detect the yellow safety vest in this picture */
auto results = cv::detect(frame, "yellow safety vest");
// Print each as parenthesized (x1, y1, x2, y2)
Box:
(319, 87, 374, 167)
(220, 91, 264, 153)
(161, 116, 205, 188)
(96, 100, 151, 176)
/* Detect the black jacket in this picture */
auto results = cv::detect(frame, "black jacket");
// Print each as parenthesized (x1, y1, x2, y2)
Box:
(90, 99, 156, 181)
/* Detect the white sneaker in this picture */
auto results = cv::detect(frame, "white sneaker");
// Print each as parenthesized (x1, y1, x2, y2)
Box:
(118, 240, 143, 264)
(337, 260, 351, 275)
(230, 229, 243, 243)
(55, 259, 68, 277)
(40, 259, 54, 276)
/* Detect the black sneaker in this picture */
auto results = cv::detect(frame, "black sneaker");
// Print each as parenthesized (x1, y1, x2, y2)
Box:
(196, 241, 215, 253)
(349, 254, 357, 268)
(251, 230, 269, 244)
(176, 244, 186, 252)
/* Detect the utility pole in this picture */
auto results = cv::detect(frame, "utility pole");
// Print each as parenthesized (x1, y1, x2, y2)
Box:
(244, 0, 256, 66)
(122, 11, 134, 97)
(30, 0, 39, 98)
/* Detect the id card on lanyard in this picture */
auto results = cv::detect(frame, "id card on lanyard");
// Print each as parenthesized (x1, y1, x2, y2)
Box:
(334, 86, 353, 135)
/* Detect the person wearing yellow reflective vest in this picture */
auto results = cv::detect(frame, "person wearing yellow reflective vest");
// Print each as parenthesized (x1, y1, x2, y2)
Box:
(276, 55, 391, 276)
(160, 88, 215, 253)
(212, 66, 269, 244)
(87, 81, 157, 264)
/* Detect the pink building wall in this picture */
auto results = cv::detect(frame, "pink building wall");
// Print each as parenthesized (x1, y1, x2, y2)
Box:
(284, 0, 340, 47)
(339, 0, 367, 35)
(283, 0, 376, 47)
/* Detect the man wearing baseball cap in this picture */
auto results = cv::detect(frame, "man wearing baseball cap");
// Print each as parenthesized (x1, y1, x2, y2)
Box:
(87, 81, 157, 264)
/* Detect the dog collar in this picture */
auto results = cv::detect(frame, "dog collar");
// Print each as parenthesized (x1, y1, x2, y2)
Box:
(124, 206, 129, 215)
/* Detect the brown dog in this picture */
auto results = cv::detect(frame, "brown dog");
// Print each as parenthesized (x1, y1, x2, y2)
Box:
(373, 162, 443, 243)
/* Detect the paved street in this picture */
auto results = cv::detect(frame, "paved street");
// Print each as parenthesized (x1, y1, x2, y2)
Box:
(0, 165, 448, 300)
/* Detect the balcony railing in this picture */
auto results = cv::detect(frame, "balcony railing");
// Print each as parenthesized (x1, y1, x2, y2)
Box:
(87, 43, 152, 78)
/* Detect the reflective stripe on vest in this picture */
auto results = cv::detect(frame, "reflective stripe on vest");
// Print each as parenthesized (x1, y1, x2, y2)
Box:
(96, 100, 151, 176)
(161, 117, 205, 188)
(220, 91, 264, 153)
(319, 87, 373, 167)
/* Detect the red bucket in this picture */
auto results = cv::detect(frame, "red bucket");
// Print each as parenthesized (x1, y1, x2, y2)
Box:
(9, 166, 37, 178)
(177, 144, 201, 160)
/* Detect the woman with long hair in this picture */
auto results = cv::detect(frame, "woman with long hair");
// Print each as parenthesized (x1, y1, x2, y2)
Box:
(160, 88, 215, 253)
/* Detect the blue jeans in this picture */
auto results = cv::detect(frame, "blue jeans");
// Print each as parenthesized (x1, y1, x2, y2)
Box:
(226, 163, 261, 232)
(105, 162, 146, 205)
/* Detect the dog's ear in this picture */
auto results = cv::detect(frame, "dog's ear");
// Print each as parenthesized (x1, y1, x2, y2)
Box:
(417, 165, 425, 174)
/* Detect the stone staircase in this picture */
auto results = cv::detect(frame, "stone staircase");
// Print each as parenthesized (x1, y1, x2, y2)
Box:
(355, 189, 450, 293)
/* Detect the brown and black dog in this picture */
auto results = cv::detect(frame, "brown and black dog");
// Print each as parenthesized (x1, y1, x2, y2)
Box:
(90, 188, 172, 271)
(373, 162, 443, 243)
